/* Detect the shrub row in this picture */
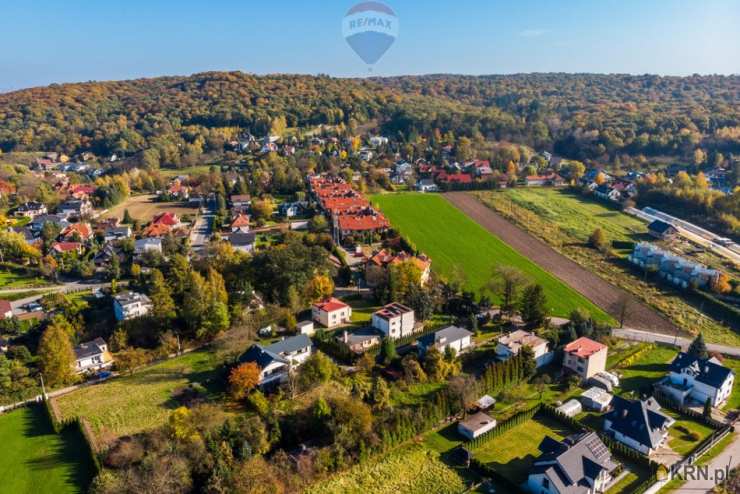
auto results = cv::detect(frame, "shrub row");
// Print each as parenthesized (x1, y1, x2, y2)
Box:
(467, 403, 541, 449)
(613, 343, 655, 369)
(43, 398, 101, 475)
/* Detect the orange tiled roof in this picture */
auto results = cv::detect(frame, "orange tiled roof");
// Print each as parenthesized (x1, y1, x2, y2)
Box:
(564, 337, 607, 358)
(60, 223, 92, 240)
(314, 297, 349, 313)
(142, 223, 171, 238)
(337, 214, 390, 232)
(230, 214, 250, 228)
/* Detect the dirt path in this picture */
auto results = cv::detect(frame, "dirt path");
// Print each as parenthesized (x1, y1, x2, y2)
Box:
(444, 192, 680, 335)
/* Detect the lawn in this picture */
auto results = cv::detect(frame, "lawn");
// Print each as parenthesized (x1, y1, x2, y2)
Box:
(474, 189, 740, 346)
(101, 194, 200, 222)
(158, 165, 214, 178)
(0, 405, 95, 494)
(347, 297, 381, 324)
(472, 414, 576, 484)
(663, 409, 716, 456)
(371, 193, 611, 322)
(54, 349, 225, 445)
(616, 345, 678, 395)
(305, 444, 467, 494)
(721, 358, 740, 411)
(485, 188, 647, 246)
(0, 267, 54, 290)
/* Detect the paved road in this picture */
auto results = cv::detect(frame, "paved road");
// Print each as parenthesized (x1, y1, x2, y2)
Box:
(190, 213, 213, 253)
(7, 281, 118, 312)
(444, 192, 680, 335)
(613, 328, 740, 357)
(675, 429, 739, 493)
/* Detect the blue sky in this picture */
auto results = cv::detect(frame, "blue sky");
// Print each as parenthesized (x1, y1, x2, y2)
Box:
(2, 0, 739, 91)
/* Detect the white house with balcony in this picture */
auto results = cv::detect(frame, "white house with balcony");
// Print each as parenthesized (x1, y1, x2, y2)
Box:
(113, 291, 153, 321)
(371, 302, 416, 339)
(657, 352, 734, 407)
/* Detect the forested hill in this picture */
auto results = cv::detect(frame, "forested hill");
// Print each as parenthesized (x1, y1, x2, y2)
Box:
(1, 71, 739, 163)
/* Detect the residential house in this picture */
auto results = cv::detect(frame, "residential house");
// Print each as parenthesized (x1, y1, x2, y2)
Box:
(647, 220, 679, 240)
(60, 223, 93, 242)
(68, 184, 96, 200)
(29, 214, 69, 234)
(142, 222, 172, 238)
(603, 396, 674, 455)
(134, 238, 163, 256)
(658, 352, 735, 407)
(416, 178, 439, 193)
(371, 302, 417, 339)
(0, 300, 12, 319)
(229, 232, 256, 253)
(526, 432, 619, 494)
(467, 159, 494, 178)
(312, 297, 352, 328)
(525, 173, 564, 187)
(338, 328, 381, 354)
(417, 325, 473, 356)
(563, 337, 608, 379)
(230, 194, 252, 209)
(580, 387, 613, 412)
(495, 330, 552, 367)
(103, 225, 132, 242)
(366, 249, 432, 287)
(629, 243, 720, 290)
(113, 291, 153, 321)
(73, 337, 113, 374)
(593, 184, 621, 203)
(58, 199, 93, 218)
(52, 241, 83, 255)
(457, 412, 497, 440)
(151, 212, 182, 229)
(230, 213, 250, 233)
(94, 244, 125, 270)
(15, 202, 48, 218)
(238, 335, 312, 388)
(278, 202, 304, 218)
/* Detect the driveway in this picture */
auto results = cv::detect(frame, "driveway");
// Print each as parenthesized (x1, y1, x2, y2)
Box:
(674, 429, 739, 493)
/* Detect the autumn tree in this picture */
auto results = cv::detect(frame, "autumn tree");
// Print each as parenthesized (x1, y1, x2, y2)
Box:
(149, 269, 176, 323)
(710, 272, 732, 294)
(305, 274, 334, 303)
(229, 362, 261, 400)
(589, 228, 608, 251)
(389, 260, 422, 302)
(38, 316, 76, 387)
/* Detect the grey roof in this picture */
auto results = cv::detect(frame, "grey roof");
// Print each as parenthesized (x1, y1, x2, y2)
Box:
(458, 411, 495, 433)
(605, 396, 671, 449)
(648, 220, 676, 235)
(114, 291, 151, 305)
(669, 352, 733, 389)
(418, 325, 472, 348)
(230, 232, 256, 246)
(266, 334, 311, 355)
(532, 432, 617, 494)
(239, 344, 288, 368)
(74, 337, 107, 360)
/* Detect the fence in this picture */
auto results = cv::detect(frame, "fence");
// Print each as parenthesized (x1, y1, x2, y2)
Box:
(467, 403, 541, 449)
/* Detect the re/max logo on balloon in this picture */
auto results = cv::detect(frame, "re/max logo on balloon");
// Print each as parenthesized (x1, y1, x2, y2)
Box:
(342, 2, 399, 66)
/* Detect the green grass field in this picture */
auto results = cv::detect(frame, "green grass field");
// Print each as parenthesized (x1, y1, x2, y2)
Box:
(371, 193, 612, 321)
(474, 189, 740, 346)
(663, 409, 715, 456)
(305, 444, 467, 494)
(54, 349, 225, 443)
(0, 405, 94, 494)
(472, 414, 575, 484)
(616, 345, 678, 394)
(487, 188, 648, 245)
(0, 269, 53, 290)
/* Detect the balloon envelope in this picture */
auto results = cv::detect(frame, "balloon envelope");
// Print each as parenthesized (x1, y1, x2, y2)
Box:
(342, 2, 398, 65)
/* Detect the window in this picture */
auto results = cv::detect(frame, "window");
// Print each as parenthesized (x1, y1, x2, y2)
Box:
(542, 478, 550, 489)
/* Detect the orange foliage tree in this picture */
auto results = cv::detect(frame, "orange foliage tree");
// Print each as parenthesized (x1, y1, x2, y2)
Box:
(228, 362, 261, 400)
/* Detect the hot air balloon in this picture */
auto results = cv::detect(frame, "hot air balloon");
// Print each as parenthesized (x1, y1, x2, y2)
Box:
(342, 2, 399, 66)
